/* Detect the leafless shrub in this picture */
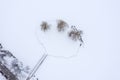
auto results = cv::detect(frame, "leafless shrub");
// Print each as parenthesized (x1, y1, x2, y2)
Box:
(40, 21, 50, 32)
(57, 20, 68, 32)
(68, 26, 83, 43)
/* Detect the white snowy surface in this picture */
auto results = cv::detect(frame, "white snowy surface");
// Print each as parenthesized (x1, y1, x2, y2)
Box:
(0, 73, 6, 80)
(0, 0, 120, 80)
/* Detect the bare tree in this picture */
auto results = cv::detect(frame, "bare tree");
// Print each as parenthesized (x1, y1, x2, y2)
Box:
(40, 21, 50, 32)
(68, 26, 83, 43)
(57, 20, 68, 32)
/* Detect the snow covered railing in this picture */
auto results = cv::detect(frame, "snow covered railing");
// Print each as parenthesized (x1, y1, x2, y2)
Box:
(26, 53, 47, 80)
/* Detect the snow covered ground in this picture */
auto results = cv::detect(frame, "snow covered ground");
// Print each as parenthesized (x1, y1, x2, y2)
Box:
(0, 73, 6, 80)
(37, 20, 82, 58)
(0, 0, 120, 80)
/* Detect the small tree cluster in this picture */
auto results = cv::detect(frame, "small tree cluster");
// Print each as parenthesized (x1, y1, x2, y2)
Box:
(57, 20, 68, 32)
(40, 21, 50, 32)
(68, 26, 83, 42)
(40, 20, 84, 46)
(0, 44, 30, 80)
